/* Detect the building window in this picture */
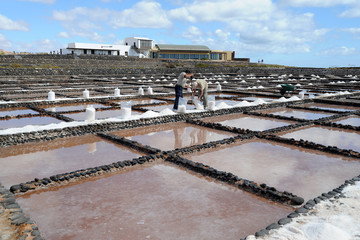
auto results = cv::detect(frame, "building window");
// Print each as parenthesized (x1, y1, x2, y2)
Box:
(108, 50, 112, 55)
(210, 53, 219, 60)
(140, 40, 152, 49)
(125, 51, 128, 57)
(160, 53, 169, 59)
(83, 49, 87, 54)
(169, 54, 179, 59)
(91, 50, 95, 54)
(200, 54, 209, 60)
(190, 54, 199, 59)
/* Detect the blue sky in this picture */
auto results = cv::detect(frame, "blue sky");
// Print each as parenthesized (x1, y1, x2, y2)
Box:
(1, 0, 360, 68)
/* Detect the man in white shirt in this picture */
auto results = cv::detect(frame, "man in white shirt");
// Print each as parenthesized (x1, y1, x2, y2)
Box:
(173, 70, 194, 110)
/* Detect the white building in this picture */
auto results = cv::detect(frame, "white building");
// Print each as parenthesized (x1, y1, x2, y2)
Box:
(60, 37, 154, 58)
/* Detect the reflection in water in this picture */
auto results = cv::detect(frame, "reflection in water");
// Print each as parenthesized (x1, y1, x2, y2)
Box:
(174, 127, 186, 149)
(113, 122, 234, 151)
(86, 142, 97, 154)
(282, 127, 360, 153)
(335, 117, 360, 127)
(261, 108, 331, 120)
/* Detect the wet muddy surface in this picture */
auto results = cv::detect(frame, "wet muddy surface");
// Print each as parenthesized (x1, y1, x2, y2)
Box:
(111, 122, 236, 151)
(280, 126, 360, 153)
(203, 113, 292, 131)
(16, 162, 292, 240)
(186, 139, 360, 200)
(0, 135, 142, 188)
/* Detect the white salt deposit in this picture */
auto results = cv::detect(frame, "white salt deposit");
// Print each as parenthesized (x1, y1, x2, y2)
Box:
(288, 96, 301, 101)
(252, 99, 267, 105)
(234, 100, 251, 107)
(159, 108, 176, 115)
(254, 181, 360, 240)
(216, 101, 231, 109)
(140, 110, 159, 118)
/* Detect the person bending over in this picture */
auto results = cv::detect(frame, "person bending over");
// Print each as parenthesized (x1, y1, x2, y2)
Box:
(192, 79, 208, 109)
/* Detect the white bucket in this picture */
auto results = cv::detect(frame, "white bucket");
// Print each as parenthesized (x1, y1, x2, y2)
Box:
(85, 106, 95, 122)
(114, 88, 120, 97)
(48, 91, 55, 101)
(83, 89, 90, 99)
(147, 86, 153, 95)
(121, 101, 132, 118)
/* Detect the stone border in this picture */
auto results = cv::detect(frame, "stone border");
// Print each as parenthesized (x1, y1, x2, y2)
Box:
(0, 184, 43, 240)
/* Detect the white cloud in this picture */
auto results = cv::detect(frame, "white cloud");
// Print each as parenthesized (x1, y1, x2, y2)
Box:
(176, 2, 328, 55)
(0, 33, 12, 49)
(0, 14, 29, 31)
(215, 29, 230, 42)
(317, 46, 358, 56)
(279, 0, 358, 7)
(343, 28, 360, 34)
(339, 5, 360, 18)
(57, 32, 69, 38)
(52, 2, 171, 42)
(182, 26, 202, 39)
(109, 1, 171, 28)
(18, 0, 56, 4)
(169, 0, 275, 23)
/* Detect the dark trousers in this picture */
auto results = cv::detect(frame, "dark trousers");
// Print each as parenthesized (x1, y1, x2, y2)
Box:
(173, 84, 183, 110)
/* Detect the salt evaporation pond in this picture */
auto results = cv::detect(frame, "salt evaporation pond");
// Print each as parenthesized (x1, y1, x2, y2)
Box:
(113, 98, 166, 105)
(260, 108, 332, 120)
(203, 113, 293, 131)
(280, 126, 360, 153)
(16, 163, 292, 240)
(0, 116, 62, 130)
(0, 107, 38, 117)
(111, 122, 236, 151)
(300, 103, 359, 112)
(186, 139, 360, 200)
(0, 135, 142, 188)
(333, 116, 360, 127)
(42, 103, 109, 112)
(240, 96, 276, 102)
(63, 109, 139, 121)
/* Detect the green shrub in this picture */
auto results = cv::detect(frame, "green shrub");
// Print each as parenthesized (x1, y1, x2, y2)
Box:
(8, 63, 25, 68)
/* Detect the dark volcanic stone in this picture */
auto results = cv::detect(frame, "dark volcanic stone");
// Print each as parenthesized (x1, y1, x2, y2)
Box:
(10, 185, 21, 192)
(288, 212, 300, 218)
(295, 207, 309, 214)
(291, 196, 304, 205)
(278, 217, 292, 225)
(266, 223, 280, 230)
(255, 229, 269, 237)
